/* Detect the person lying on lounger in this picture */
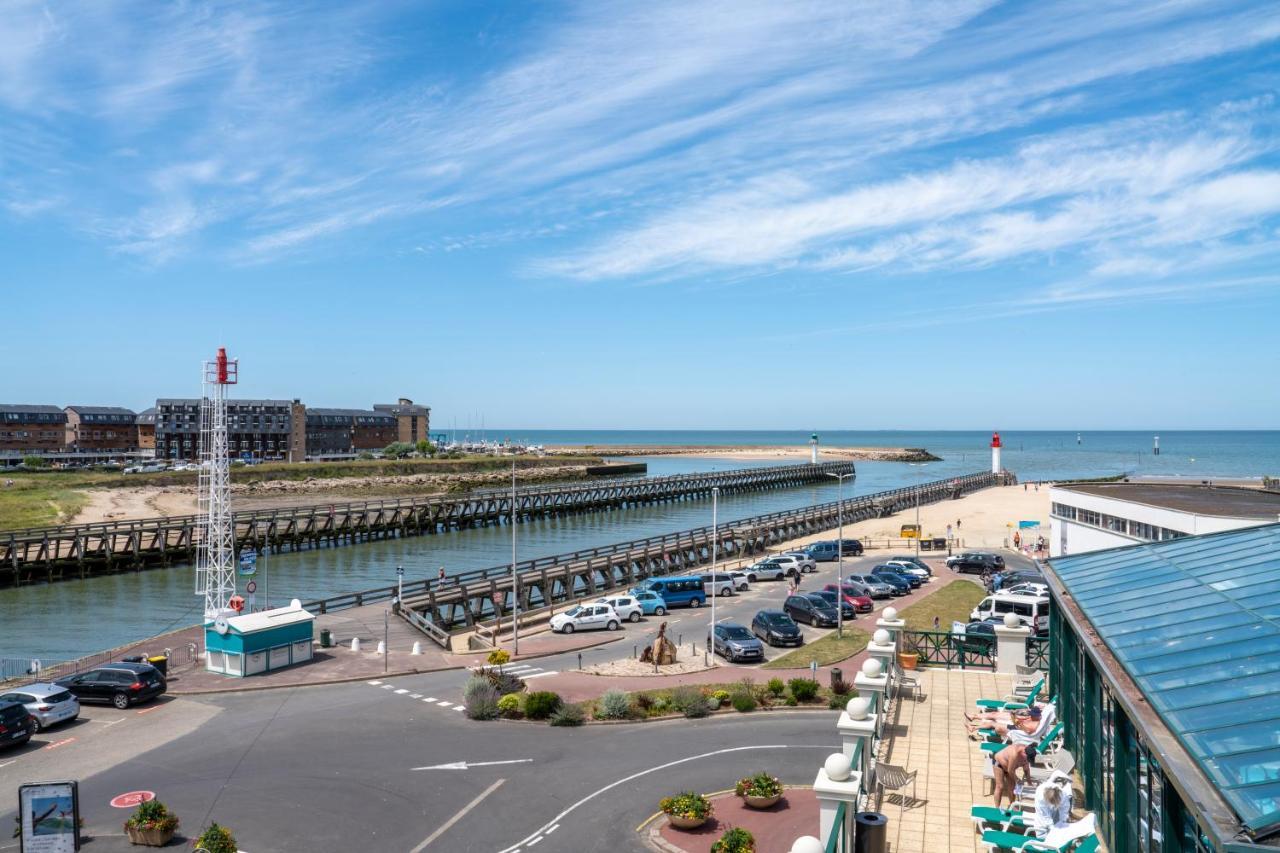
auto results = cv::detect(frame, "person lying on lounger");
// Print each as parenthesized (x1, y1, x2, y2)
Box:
(965, 704, 1044, 737)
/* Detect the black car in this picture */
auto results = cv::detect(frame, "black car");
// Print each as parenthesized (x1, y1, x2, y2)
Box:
(873, 564, 922, 588)
(837, 539, 865, 557)
(954, 620, 998, 655)
(0, 701, 33, 750)
(947, 553, 1000, 574)
(752, 610, 804, 646)
(712, 622, 765, 662)
(56, 662, 166, 710)
(784, 594, 840, 627)
(870, 571, 911, 595)
(814, 589, 857, 620)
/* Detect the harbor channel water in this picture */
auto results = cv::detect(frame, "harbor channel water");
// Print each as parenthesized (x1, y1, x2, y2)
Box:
(4, 430, 1277, 662)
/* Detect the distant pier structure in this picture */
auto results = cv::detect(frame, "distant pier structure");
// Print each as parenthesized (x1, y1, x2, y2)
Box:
(1154, 435, 1160, 456)
(810, 432, 819, 464)
(991, 431, 1003, 474)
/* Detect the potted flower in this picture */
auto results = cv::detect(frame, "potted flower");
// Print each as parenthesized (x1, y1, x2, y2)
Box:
(712, 827, 756, 853)
(898, 650, 920, 670)
(659, 791, 713, 830)
(124, 799, 179, 846)
(194, 822, 237, 853)
(735, 771, 784, 809)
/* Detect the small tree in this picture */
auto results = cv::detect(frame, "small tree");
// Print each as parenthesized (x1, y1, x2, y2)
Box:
(416, 439, 435, 457)
(21, 455, 47, 468)
(383, 442, 413, 459)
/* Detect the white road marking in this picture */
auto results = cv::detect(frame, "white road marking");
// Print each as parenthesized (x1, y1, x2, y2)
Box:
(367, 680, 382, 685)
(527, 835, 543, 846)
(455, 706, 465, 711)
(410, 693, 422, 699)
(409, 777, 506, 852)
(414, 759, 533, 771)
(0, 760, 15, 769)
(546, 824, 559, 835)
(394, 689, 409, 694)
(436, 701, 453, 707)
(520, 671, 558, 679)
(424, 697, 437, 703)
(380, 684, 394, 690)
(495, 744, 829, 853)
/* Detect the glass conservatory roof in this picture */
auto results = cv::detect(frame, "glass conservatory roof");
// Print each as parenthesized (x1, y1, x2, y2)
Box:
(1049, 523, 1280, 836)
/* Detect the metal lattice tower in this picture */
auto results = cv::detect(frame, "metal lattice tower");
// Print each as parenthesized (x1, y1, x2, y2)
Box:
(194, 347, 238, 620)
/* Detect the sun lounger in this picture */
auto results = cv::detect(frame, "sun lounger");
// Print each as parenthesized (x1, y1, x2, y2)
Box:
(976, 676, 1044, 710)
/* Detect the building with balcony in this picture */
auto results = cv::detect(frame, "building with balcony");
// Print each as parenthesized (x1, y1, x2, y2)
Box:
(373, 398, 431, 446)
(304, 409, 398, 458)
(64, 406, 138, 452)
(1049, 481, 1280, 557)
(136, 408, 157, 451)
(155, 398, 295, 461)
(0, 404, 68, 454)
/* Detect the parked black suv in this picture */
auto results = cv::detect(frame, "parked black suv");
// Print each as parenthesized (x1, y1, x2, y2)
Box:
(56, 662, 166, 710)
(947, 553, 1000, 574)
(0, 700, 33, 750)
(752, 610, 804, 646)
(784, 593, 840, 627)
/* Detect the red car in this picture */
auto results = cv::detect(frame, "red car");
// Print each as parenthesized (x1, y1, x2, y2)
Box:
(823, 583, 874, 613)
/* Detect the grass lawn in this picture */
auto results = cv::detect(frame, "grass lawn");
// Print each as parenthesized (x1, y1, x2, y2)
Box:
(761, 625, 872, 669)
(897, 579, 987, 631)
(0, 482, 90, 529)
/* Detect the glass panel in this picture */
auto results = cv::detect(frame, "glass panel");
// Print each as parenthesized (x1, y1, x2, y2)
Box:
(1084, 582, 1203, 618)
(1230, 782, 1280, 832)
(1143, 653, 1280, 691)
(1109, 612, 1257, 652)
(1156, 669, 1280, 712)
(1186, 720, 1280, 757)
(1169, 690, 1280, 733)
(1204, 746, 1280, 788)
(1128, 631, 1280, 675)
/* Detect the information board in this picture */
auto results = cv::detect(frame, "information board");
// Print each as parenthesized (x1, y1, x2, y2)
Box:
(18, 781, 79, 853)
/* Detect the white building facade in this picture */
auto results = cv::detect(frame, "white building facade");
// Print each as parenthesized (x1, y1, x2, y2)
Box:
(1049, 482, 1280, 557)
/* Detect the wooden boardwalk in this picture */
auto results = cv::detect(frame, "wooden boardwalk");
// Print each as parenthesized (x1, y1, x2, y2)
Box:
(0, 461, 854, 586)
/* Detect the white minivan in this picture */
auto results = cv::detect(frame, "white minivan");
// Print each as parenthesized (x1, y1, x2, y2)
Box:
(971, 592, 1049, 634)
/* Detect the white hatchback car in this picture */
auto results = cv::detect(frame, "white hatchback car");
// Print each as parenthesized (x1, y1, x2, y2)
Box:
(593, 595, 644, 622)
(728, 571, 752, 591)
(551, 603, 622, 634)
(782, 552, 817, 573)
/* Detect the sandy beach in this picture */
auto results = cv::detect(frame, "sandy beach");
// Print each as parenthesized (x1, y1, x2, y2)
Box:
(547, 444, 939, 462)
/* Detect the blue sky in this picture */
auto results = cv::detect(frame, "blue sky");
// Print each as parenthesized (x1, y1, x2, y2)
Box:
(2, 0, 1279, 430)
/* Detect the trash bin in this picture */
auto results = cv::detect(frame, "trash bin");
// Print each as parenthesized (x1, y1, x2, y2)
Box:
(830, 667, 843, 692)
(320, 629, 332, 648)
(854, 811, 888, 853)
(147, 655, 168, 677)
(122, 655, 145, 663)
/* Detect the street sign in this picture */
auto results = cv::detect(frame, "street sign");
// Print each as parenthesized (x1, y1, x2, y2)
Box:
(108, 788, 153, 809)
(245, 580, 257, 594)
(237, 548, 257, 576)
(19, 781, 80, 852)
(396, 566, 404, 577)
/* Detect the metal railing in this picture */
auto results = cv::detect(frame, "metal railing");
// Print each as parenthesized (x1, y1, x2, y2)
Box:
(1026, 635, 1049, 671)
(901, 629, 995, 670)
(825, 800, 848, 853)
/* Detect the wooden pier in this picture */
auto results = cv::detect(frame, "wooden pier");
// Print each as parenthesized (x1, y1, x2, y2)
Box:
(0, 461, 854, 586)
(300, 470, 1008, 647)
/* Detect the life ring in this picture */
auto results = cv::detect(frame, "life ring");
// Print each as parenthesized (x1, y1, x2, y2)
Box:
(228, 595, 246, 613)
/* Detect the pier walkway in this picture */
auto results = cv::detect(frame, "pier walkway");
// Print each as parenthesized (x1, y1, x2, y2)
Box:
(0, 460, 853, 586)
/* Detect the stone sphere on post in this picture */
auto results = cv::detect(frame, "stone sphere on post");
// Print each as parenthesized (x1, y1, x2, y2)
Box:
(882, 606, 898, 621)
(872, 628, 891, 646)
(791, 837, 824, 853)
(1003, 612, 1021, 629)
(824, 752, 852, 782)
(846, 696, 871, 719)
(861, 657, 883, 678)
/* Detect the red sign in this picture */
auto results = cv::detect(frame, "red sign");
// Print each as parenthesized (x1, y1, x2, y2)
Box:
(110, 790, 155, 809)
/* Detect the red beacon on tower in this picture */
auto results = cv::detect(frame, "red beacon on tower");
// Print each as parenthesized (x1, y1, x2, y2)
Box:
(991, 431, 1002, 474)
(212, 347, 238, 385)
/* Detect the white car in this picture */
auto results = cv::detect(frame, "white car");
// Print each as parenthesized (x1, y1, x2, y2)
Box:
(728, 571, 752, 591)
(593, 595, 644, 622)
(883, 559, 930, 580)
(767, 555, 804, 577)
(743, 559, 787, 582)
(700, 572, 736, 597)
(550, 603, 622, 634)
(1004, 581, 1049, 597)
(782, 552, 817, 573)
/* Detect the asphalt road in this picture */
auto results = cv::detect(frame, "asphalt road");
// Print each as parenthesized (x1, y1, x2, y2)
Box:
(0, 549, 1034, 852)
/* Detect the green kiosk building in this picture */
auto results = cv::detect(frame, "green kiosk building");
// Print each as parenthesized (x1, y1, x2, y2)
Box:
(1044, 523, 1280, 853)
(204, 600, 316, 678)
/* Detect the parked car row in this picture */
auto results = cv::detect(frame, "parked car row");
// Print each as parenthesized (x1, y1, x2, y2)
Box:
(946, 551, 1006, 573)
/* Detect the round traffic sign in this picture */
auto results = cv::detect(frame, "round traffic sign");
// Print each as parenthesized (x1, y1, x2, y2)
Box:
(110, 790, 155, 809)
(246, 580, 258, 594)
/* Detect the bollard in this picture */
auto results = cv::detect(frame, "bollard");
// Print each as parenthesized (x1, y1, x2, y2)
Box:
(678, 633, 682, 646)
(376, 640, 386, 655)
(633, 645, 637, 659)
(350, 637, 361, 652)
(578, 652, 583, 670)
(811, 660, 818, 679)
(411, 642, 422, 656)
(704, 650, 708, 667)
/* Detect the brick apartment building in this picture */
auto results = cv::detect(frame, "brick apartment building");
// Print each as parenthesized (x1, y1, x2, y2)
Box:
(155, 398, 296, 461)
(135, 408, 157, 451)
(64, 406, 138, 452)
(374, 398, 431, 446)
(0, 405, 68, 453)
(305, 409, 398, 457)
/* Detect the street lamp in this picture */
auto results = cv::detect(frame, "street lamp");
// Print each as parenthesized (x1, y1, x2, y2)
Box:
(826, 471, 855, 638)
(511, 460, 519, 656)
(710, 487, 719, 658)
(908, 462, 930, 557)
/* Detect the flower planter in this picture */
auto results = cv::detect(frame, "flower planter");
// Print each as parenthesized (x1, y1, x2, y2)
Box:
(126, 825, 176, 846)
(668, 815, 708, 830)
(898, 652, 920, 670)
(743, 793, 782, 809)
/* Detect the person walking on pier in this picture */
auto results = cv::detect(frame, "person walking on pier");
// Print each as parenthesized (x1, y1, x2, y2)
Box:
(437, 566, 447, 587)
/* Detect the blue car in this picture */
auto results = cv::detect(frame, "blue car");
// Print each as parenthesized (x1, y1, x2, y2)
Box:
(631, 589, 668, 616)
(870, 571, 912, 596)
(873, 564, 922, 589)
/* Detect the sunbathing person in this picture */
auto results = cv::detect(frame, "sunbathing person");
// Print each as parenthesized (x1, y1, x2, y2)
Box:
(965, 704, 1044, 737)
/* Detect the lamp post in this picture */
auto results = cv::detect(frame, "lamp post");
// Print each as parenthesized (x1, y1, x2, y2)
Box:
(908, 462, 929, 557)
(710, 487, 719, 656)
(511, 460, 519, 656)
(826, 471, 855, 638)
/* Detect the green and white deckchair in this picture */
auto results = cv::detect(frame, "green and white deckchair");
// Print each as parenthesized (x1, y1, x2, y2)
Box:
(977, 676, 1044, 710)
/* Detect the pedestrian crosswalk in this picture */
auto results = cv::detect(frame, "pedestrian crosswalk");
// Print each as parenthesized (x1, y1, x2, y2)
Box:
(469, 663, 559, 680)
(366, 680, 467, 713)
(365, 662, 560, 718)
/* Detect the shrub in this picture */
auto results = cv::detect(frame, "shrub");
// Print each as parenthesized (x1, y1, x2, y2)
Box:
(660, 792, 713, 821)
(549, 704, 585, 727)
(487, 649, 511, 666)
(766, 678, 785, 696)
(672, 685, 709, 718)
(650, 696, 670, 713)
(474, 665, 525, 696)
(830, 675, 851, 696)
(734, 771, 783, 798)
(711, 689, 732, 704)
(497, 694, 522, 717)
(829, 693, 852, 710)
(788, 678, 820, 702)
(634, 692, 655, 712)
(784, 695, 798, 707)
(525, 691, 562, 720)
(195, 823, 237, 853)
(711, 827, 756, 853)
(464, 677, 500, 720)
(597, 688, 632, 720)
(731, 691, 757, 713)
(124, 800, 178, 834)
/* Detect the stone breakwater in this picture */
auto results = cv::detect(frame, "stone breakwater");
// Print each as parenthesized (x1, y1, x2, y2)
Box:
(549, 444, 942, 462)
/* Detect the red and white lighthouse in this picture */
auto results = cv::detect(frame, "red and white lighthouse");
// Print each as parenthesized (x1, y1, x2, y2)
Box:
(991, 431, 1002, 474)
